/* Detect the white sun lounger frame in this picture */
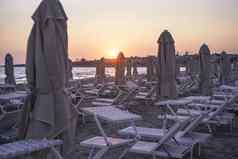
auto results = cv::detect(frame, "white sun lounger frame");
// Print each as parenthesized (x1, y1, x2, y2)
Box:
(80, 106, 142, 159)
(128, 117, 194, 159)
(0, 139, 63, 159)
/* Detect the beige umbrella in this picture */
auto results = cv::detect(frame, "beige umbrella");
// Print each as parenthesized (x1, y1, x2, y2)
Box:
(146, 56, 154, 81)
(115, 52, 125, 85)
(19, 0, 73, 158)
(67, 59, 73, 81)
(96, 57, 105, 83)
(220, 51, 231, 84)
(199, 44, 212, 95)
(126, 58, 132, 79)
(157, 30, 177, 99)
(4, 53, 16, 85)
(132, 59, 138, 77)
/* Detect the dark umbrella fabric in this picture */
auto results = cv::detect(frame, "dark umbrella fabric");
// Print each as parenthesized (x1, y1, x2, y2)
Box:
(115, 52, 125, 85)
(4, 53, 16, 85)
(20, 0, 73, 158)
(220, 51, 231, 84)
(157, 30, 177, 99)
(199, 44, 212, 95)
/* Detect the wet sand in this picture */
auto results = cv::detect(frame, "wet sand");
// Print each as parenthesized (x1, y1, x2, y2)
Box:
(70, 103, 238, 159)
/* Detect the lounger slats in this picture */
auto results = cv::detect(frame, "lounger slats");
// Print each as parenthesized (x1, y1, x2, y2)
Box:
(130, 141, 189, 158)
(81, 106, 142, 123)
(80, 136, 132, 149)
(0, 139, 62, 159)
(119, 126, 164, 139)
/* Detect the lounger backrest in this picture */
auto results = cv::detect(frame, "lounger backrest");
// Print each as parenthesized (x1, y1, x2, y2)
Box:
(147, 86, 156, 97)
(94, 114, 111, 146)
(179, 113, 208, 137)
(155, 117, 191, 150)
(119, 88, 138, 104)
(207, 95, 237, 121)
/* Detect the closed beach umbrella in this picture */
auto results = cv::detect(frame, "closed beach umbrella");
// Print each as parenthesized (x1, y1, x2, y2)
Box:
(4, 53, 16, 85)
(157, 30, 177, 99)
(188, 55, 199, 75)
(199, 44, 212, 95)
(115, 52, 125, 85)
(68, 58, 73, 81)
(96, 57, 105, 83)
(146, 56, 154, 81)
(21, 0, 73, 158)
(132, 59, 138, 77)
(126, 58, 132, 79)
(220, 51, 231, 84)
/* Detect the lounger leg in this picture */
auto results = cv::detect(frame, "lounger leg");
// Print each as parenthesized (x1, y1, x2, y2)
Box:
(198, 144, 201, 156)
(88, 146, 96, 159)
(190, 144, 194, 159)
(118, 147, 130, 159)
(206, 124, 212, 133)
(152, 154, 157, 159)
(92, 147, 109, 159)
(51, 147, 64, 159)
(230, 119, 233, 133)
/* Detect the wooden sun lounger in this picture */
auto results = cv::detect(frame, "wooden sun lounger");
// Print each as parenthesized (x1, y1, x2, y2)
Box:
(0, 139, 63, 159)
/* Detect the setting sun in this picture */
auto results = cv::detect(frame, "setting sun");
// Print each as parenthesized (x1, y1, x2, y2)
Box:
(107, 48, 119, 58)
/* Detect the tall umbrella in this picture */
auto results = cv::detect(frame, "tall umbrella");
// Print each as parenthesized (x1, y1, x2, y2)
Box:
(4, 53, 16, 85)
(67, 58, 73, 81)
(132, 59, 138, 77)
(199, 44, 212, 95)
(157, 30, 177, 99)
(96, 57, 105, 83)
(146, 56, 154, 81)
(115, 52, 125, 85)
(126, 58, 132, 79)
(220, 51, 231, 84)
(20, 0, 73, 157)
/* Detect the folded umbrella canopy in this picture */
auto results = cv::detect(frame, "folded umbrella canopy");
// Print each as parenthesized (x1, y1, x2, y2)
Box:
(115, 52, 126, 85)
(67, 59, 73, 81)
(146, 56, 154, 81)
(5, 53, 16, 85)
(96, 57, 105, 83)
(220, 51, 231, 84)
(132, 58, 138, 77)
(157, 30, 177, 99)
(126, 58, 132, 79)
(20, 0, 73, 157)
(199, 44, 212, 95)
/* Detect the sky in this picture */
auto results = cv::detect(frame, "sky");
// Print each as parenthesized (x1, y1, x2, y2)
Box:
(0, 0, 238, 64)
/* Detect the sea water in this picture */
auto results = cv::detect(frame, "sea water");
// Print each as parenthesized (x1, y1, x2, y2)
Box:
(0, 67, 146, 84)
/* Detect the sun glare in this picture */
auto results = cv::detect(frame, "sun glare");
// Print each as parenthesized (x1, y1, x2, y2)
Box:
(107, 48, 119, 58)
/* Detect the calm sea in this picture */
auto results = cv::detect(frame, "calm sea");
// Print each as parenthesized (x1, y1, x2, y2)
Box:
(0, 67, 146, 84)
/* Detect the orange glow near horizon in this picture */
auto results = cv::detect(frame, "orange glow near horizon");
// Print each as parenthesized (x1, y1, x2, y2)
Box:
(106, 48, 120, 58)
